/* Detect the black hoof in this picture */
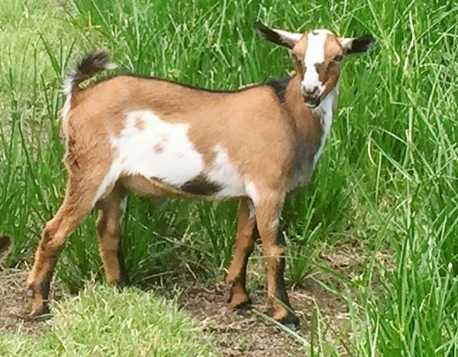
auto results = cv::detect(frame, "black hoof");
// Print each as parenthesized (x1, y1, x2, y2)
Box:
(28, 303, 50, 319)
(278, 312, 300, 330)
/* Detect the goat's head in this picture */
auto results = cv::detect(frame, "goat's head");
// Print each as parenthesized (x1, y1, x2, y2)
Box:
(256, 22, 375, 108)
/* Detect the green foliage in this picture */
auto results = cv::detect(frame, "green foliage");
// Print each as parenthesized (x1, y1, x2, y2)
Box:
(0, 0, 457, 355)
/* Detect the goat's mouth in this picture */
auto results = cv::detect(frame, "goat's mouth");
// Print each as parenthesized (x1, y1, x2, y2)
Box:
(303, 96, 321, 108)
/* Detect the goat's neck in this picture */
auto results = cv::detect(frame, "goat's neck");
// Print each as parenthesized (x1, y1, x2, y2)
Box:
(284, 75, 339, 187)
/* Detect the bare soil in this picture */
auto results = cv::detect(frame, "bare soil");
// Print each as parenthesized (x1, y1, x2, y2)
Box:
(0, 271, 349, 357)
(0, 268, 44, 335)
(168, 280, 348, 357)
(0, 240, 380, 356)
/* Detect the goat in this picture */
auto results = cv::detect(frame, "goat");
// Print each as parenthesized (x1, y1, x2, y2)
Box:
(26, 22, 374, 328)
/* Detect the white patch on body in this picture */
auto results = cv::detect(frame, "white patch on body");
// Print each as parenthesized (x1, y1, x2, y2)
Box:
(92, 110, 205, 206)
(302, 29, 332, 95)
(113, 111, 205, 185)
(245, 182, 258, 204)
(247, 200, 255, 219)
(208, 145, 246, 197)
(92, 159, 123, 207)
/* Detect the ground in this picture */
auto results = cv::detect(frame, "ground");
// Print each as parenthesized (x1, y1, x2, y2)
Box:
(0, 250, 358, 357)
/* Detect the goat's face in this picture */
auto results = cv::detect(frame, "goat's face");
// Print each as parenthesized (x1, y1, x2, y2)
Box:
(256, 22, 375, 108)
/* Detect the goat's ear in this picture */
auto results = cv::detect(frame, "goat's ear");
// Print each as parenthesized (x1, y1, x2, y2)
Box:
(255, 22, 302, 50)
(341, 35, 375, 56)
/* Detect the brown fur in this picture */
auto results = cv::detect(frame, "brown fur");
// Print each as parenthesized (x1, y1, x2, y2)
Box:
(96, 185, 127, 284)
(292, 33, 344, 101)
(226, 199, 256, 308)
(27, 25, 374, 327)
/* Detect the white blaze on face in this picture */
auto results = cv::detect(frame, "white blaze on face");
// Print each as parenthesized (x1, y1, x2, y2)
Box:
(302, 29, 332, 96)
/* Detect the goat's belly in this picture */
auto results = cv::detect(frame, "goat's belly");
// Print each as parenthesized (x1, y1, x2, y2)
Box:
(120, 174, 244, 201)
(113, 141, 247, 199)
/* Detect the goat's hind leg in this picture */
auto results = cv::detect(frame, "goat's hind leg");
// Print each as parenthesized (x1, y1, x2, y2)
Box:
(26, 175, 104, 317)
(96, 185, 129, 286)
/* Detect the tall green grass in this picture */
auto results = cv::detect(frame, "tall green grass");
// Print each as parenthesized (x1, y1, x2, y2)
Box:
(0, 0, 457, 355)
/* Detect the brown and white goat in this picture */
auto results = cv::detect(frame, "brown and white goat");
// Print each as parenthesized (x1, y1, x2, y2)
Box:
(26, 22, 374, 328)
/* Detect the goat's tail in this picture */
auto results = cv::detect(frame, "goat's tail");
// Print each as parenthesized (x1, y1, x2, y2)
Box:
(63, 50, 117, 96)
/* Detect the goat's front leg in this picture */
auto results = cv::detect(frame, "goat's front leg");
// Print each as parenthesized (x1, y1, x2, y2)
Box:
(226, 198, 256, 308)
(255, 194, 299, 328)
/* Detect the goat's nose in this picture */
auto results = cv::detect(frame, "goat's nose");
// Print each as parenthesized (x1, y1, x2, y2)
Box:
(302, 86, 319, 96)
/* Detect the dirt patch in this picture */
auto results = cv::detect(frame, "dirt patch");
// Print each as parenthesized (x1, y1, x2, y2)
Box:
(1, 240, 375, 356)
(0, 267, 349, 356)
(0, 268, 44, 335)
(155, 277, 349, 357)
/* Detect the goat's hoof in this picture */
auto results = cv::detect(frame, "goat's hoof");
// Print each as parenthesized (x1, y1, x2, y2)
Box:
(231, 297, 253, 310)
(29, 303, 50, 319)
(227, 292, 252, 310)
(277, 312, 300, 331)
(27, 287, 50, 318)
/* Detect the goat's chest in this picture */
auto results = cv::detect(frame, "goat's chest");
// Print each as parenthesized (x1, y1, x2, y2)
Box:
(287, 95, 334, 192)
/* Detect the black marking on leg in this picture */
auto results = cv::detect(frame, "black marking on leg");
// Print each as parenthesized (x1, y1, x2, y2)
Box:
(272, 233, 299, 327)
(274, 232, 291, 306)
(274, 231, 286, 246)
(181, 177, 222, 196)
(275, 255, 291, 306)
(38, 268, 53, 301)
(118, 243, 130, 286)
(266, 77, 292, 103)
